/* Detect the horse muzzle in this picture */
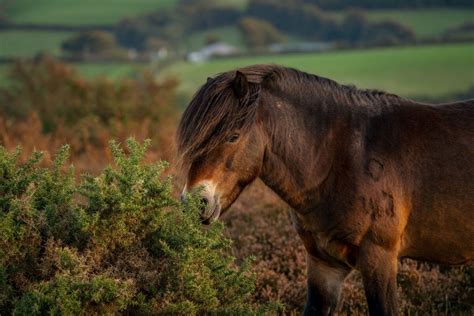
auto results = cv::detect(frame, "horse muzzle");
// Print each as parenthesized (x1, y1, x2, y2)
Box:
(198, 190, 221, 224)
(181, 181, 221, 225)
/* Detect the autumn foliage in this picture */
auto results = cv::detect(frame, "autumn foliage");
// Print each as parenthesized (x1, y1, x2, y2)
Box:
(0, 56, 177, 173)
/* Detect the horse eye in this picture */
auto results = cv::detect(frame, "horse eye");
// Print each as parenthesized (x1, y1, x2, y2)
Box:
(227, 133, 240, 143)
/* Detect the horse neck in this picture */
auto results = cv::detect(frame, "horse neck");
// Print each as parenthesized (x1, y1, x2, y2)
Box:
(257, 90, 347, 212)
(255, 80, 407, 210)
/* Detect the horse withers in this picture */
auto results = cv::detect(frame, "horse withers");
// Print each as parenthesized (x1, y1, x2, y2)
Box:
(176, 65, 474, 315)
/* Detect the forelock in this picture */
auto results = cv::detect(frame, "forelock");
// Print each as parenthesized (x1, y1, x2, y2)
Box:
(176, 71, 261, 171)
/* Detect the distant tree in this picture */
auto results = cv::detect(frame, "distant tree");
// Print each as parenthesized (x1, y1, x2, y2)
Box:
(145, 36, 169, 51)
(116, 12, 184, 51)
(205, 34, 221, 45)
(116, 18, 152, 51)
(363, 20, 416, 46)
(61, 31, 117, 56)
(178, 0, 216, 7)
(246, 0, 418, 45)
(117, 1, 239, 51)
(0, 14, 9, 26)
(0, 0, 14, 21)
(442, 21, 474, 41)
(246, 0, 339, 40)
(341, 10, 369, 44)
(238, 17, 286, 48)
(0, 0, 12, 27)
(178, 1, 242, 31)
(301, 0, 474, 9)
(247, 1, 298, 33)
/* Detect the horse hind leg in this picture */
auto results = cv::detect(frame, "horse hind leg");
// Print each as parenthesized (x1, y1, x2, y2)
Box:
(304, 254, 351, 316)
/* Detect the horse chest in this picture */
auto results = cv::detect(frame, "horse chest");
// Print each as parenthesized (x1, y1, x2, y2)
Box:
(289, 158, 404, 265)
(290, 210, 360, 267)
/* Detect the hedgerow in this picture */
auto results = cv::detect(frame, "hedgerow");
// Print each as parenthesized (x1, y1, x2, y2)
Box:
(0, 139, 275, 315)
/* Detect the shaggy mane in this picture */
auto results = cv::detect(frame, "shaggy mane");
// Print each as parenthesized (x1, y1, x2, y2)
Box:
(176, 64, 405, 171)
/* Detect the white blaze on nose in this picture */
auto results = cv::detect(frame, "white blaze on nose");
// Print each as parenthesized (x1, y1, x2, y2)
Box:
(195, 180, 217, 198)
(185, 180, 220, 221)
(183, 180, 218, 199)
(181, 184, 188, 198)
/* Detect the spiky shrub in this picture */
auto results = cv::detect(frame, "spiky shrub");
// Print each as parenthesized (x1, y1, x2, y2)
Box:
(0, 139, 274, 315)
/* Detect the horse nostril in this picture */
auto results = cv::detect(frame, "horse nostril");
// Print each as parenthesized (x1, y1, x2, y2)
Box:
(200, 197, 209, 212)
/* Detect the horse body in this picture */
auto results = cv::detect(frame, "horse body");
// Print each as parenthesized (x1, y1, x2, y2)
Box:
(274, 100, 474, 265)
(392, 102, 474, 264)
(177, 65, 474, 315)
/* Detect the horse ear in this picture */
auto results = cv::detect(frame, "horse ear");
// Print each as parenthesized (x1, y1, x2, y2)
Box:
(232, 71, 249, 99)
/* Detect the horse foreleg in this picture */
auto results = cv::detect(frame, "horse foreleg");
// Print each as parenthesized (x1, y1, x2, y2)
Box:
(358, 242, 399, 316)
(304, 254, 351, 316)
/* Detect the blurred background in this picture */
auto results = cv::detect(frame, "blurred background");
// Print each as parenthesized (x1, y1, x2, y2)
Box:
(0, 0, 473, 314)
(1, 0, 473, 102)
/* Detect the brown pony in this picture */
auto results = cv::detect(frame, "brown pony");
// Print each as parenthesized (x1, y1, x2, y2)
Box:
(176, 65, 474, 316)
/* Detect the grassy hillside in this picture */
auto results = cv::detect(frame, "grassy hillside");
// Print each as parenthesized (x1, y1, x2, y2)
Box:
(4, 0, 473, 36)
(185, 8, 474, 51)
(0, 31, 72, 57)
(161, 43, 474, 100)
(74, 62, 146, 79)
(1, 1, 472, 59)
(328, 9, 474, 38)
(185, 26, 246, 52)
(2, 44, 472, 100)
(0, 62, 146, 87)
(4, 0, 178, 25)
(367, 9, 474, 38)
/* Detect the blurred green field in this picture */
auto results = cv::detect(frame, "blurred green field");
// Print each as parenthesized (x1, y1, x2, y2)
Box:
(0, 31, 72, 57)
(185, 9, 474, 52)
(1, 0, 473, 60)
(186, 26, 310, 52)
(3, 0, 247, 26)
(4, 0, 178, 25)
(328, 9, 474, 38)
(185, 26, 246, 51)
(2, 43, 472, 100)
(74, 63, 146, 79)
(0, 62, 145, 87)
(367, 9, 474, 38)
(161, 43, 474, 100)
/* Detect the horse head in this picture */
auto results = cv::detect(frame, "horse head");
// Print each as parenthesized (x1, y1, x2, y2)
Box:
(177, 70, 266, 223)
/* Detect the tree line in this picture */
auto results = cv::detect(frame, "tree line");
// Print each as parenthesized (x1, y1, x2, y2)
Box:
(7, 0, 470, 59)
(66, 0, 419, 57)
(301, 0, 473, 9)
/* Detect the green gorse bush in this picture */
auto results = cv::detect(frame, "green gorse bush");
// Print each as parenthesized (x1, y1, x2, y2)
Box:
(0, 139, 273, 315)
